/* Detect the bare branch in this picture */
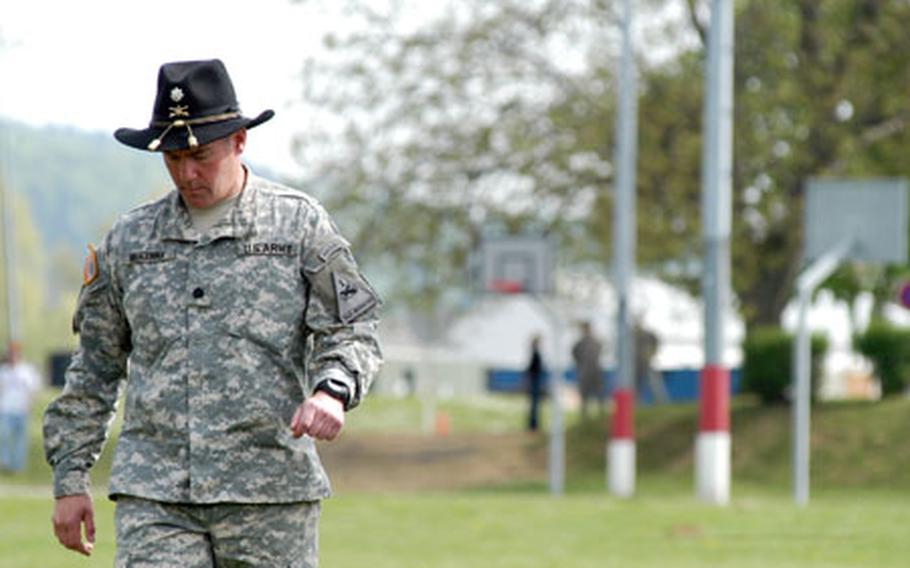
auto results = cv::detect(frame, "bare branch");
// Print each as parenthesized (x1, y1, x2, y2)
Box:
(685, 0, 706, 45)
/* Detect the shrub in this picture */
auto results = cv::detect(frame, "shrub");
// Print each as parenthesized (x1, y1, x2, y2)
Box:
(742, 326, 828, 405)
(854, 323, 910, 397)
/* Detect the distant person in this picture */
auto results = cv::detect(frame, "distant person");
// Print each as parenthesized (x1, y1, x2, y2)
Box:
(42, 59, 382, 566)
(634, 320, 668, 404)
(572, 322, 604, 420)
(524, 334, 545, 431)
(0, 342, 41, 473)
(402, 366, 417, 398)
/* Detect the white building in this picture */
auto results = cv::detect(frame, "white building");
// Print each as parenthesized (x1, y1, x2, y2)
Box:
(375, 271, 745, 398)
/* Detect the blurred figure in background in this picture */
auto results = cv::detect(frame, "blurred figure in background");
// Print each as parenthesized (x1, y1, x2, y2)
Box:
(572, 321, 604, 421)
(0, 342, 41, 473)
(634, 319, 668, 404)
(524, 334, 545, 432)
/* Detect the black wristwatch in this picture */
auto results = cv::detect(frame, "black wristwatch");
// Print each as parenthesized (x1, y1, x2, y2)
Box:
(315, 378, 352, 408)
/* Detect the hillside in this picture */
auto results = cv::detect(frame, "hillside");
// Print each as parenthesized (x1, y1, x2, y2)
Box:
(1, 120, 288, 259)
(1, 120, 171, 256)
(0, 121, 292, 364)
(570, 395, 910, 492)
(15, 392, 910, 493)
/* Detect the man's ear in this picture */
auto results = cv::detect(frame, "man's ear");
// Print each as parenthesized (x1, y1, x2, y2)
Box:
(233, 128, 248, 154)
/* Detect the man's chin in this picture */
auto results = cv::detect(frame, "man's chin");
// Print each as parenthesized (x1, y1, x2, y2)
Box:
(181, 191, 212, 209)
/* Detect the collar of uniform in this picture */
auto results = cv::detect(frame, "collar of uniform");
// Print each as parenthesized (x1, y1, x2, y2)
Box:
(153, 191, 196, 242)
(221, 165, 259, 240)
(153, 165, 258, 243)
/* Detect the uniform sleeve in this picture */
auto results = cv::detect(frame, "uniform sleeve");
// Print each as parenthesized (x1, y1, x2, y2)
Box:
(43, 236, 131, 497)
(301, 207, 382, 411)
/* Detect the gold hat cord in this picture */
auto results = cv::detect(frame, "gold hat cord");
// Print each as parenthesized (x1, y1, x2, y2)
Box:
(147, 112, 241, 151)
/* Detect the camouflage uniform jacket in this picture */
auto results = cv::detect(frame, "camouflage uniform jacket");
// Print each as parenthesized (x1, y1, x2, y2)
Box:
(43, 171, 382, 504)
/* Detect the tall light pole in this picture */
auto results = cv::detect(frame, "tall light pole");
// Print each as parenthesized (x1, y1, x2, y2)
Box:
(608, 0, 638, 498)
(0, 35, 19, 347)
(0, 171, 19, 343)
(697, 0, 734, 506)
(0, 126, 19, 347)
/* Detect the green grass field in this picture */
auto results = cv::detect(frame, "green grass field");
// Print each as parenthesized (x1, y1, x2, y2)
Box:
(3, 487, 908, 567)
(2, 390, 909, 566)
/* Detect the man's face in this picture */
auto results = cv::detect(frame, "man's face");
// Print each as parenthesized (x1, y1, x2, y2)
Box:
(163, 129, 246, 209)
(7, 343, 20, 363)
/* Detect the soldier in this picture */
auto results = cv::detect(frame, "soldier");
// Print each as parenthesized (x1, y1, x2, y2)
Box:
(634, 319, 668, 404)
(572, 321, 604, 420)
(43, 59, 382, 567)
(523, 334, 545, 432)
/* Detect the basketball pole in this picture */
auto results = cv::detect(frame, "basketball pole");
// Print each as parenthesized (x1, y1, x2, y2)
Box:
(538, 299, 566, 496)
(608, 0, 638, 498)
(792, 237, 851, 506)
(480, 237, 562, 496)
(795, 177, 908, 506)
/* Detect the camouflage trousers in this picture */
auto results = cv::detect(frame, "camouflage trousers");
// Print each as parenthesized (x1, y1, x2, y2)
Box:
(114, 496, 320, 567)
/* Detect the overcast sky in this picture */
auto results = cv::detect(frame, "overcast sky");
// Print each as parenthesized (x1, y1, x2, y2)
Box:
(0, 0, 335, 176)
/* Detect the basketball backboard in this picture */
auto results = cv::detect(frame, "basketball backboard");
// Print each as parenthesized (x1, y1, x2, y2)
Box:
(475, 236, 555, 295)
(804, 178, 907, 264)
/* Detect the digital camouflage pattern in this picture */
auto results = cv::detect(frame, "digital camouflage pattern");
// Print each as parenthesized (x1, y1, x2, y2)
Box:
(43, 171, 382, 504)
(114, 496, 320, 567)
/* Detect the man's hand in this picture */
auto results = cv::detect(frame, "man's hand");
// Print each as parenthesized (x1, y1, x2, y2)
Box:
(52, 493, 95, 556)
(290, 391, 345, 441)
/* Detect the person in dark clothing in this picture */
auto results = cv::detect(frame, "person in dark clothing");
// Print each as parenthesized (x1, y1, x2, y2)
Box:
(524, 334, 545, 431)
(572, 321, 604, 420)
(634, 319, 668, 404)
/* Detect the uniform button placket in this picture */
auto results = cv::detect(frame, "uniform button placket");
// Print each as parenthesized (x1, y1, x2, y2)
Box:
(186, 248, 210, 501)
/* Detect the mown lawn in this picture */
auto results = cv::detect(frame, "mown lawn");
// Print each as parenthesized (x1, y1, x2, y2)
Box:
(5, 390, 909, 566)
(3, 485, 908, 567)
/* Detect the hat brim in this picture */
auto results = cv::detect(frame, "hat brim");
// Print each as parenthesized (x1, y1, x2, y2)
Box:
(114, 109, 274, 152)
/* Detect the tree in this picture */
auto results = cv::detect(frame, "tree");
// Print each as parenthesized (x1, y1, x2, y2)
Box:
(291, 0, 910, 328)
(602, 0, 910, 326)
(0, 120, 169, 371)
(291, 0, 650, 311)
(726, 0, 910, 326)
(595, 0, 910, 327)
(0, 182, 78, 367)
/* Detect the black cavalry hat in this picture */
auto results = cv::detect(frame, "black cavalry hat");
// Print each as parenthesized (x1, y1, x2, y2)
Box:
(114, 59, 274, 152)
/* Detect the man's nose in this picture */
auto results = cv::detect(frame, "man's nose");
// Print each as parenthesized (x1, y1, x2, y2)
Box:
(177, 159, 197, 182)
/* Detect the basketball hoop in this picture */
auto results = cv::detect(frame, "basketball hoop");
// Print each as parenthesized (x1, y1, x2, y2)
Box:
(488, 279, 524, 294)
(474, 236, 554, 296)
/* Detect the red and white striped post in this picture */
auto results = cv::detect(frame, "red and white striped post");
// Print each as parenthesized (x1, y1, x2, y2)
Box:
(608, 388, 635, 496)
(696, 365, 730, 503)
(607, 0, 638, 499)
(697, 0, 733, 505)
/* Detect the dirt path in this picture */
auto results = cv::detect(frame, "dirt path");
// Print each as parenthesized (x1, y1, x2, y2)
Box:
(318, 431, 548, 492)
(1, 432, 549, 497)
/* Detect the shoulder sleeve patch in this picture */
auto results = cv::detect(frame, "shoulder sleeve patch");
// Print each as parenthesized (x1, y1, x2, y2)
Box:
(333, 272, 378, 324)
(82, 244, 99, 286)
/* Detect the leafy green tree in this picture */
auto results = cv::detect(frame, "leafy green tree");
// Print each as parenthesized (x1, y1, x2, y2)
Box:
(291, 0, 640, 310)
(292, 0, 910, 328)
(0, 184, 77, 369)
(725, 0, 910, 326)
(2, 121, 170, 258)
(0, 120, 172, 369)
(605, 0, 910, 326)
